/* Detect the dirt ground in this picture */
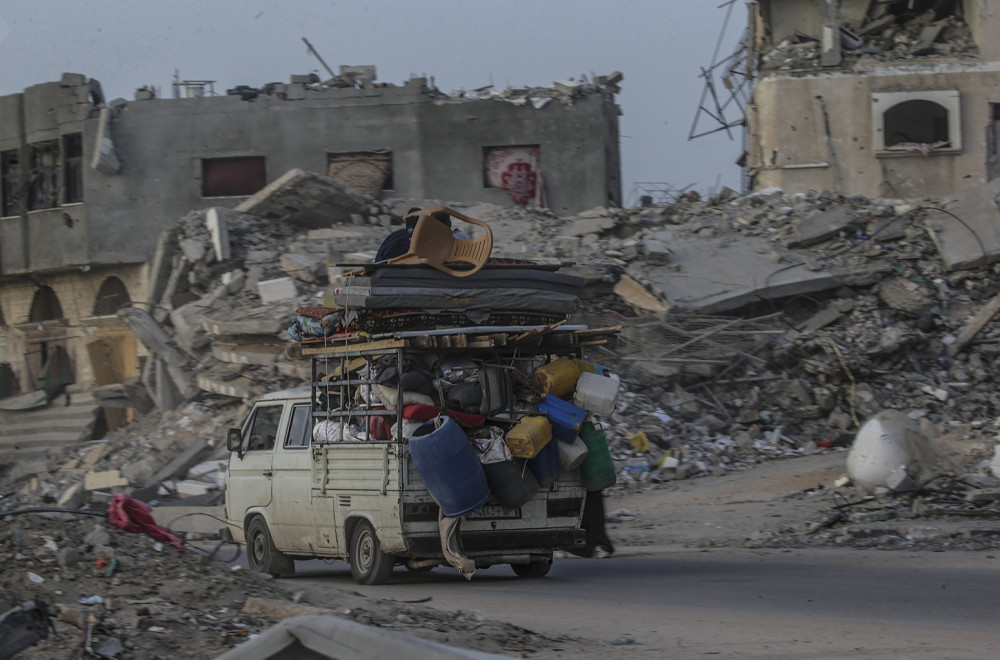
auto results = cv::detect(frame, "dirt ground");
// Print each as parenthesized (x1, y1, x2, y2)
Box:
(607, 450, 849, 550)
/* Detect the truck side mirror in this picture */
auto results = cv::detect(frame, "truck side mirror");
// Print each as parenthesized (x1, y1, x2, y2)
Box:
(226, 428, 243, 457)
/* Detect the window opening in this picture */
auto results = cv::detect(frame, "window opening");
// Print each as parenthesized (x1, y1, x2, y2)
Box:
(201, 157, 266, 197)
(1, 149, 20, 216)
(884, 100, 949, 148)
(873, 90, 961, 154)
(64, 134, 84, 203)
(285, 404, 312, 448)
(28, 141, 59, 210)
(326, 150, 392, 196)
(92, 277, 131, 316)
(28, 286, 63, 323)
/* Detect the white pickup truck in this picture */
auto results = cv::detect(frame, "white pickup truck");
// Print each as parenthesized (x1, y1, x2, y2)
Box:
(224, 387, 588, 584)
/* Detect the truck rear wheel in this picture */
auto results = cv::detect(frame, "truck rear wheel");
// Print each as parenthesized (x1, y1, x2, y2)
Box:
(512, 557, 551, 578)
(350, 520, 394, 585)
(246, 516, 295, 577)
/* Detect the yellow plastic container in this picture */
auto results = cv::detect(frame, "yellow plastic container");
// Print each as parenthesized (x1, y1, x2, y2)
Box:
(534, 357, 580, 398)
(505, 416, 553, 459)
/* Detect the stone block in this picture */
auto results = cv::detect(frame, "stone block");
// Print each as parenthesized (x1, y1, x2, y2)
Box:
(84, 469, 128, 491)
(179, 238, 207, 263)
(257, 277, 298, 304)
(789, 206, 857, 248)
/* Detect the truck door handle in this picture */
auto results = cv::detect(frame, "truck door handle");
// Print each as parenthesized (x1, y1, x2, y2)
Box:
(262, 471, 273, 477)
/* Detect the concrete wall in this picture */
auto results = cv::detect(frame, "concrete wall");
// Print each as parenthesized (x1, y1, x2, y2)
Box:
(748, 0, 999, 199)
(748, 65, 1000, 198)
(0, 264, 146, 389)
(0, 75, 621, 277)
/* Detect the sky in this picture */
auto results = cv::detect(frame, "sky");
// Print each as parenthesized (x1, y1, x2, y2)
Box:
(0, 0, 747, 205)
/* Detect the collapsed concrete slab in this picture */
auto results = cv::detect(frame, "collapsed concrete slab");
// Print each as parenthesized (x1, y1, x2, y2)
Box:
(635, 227, 887, 314)
(196, 372, 253, 400)
(235, 168, 372, 229)
(926, 178, 1000, 271)
(203, 305, 285, 336)
(788, 205, 859, 248)
(118, 307, 199, 401)
(211, 336, 287, 366)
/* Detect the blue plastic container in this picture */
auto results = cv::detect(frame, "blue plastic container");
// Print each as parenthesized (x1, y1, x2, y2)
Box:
(538, 394, 587, 444)
(409, 417, 491, 517)
(527, 439, 560, 488)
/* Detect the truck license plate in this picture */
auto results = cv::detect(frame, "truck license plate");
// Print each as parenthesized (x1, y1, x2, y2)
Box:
(467, 505, 521, 520)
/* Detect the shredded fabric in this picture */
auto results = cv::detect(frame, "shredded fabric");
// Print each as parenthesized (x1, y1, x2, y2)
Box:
(438, 511, 475, 580)
(106, 493, 185, 549)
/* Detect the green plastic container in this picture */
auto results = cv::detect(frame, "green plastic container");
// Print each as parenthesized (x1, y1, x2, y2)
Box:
(579, 421, 616, 491)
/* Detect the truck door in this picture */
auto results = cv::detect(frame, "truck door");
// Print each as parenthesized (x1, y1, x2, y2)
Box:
(271, 403, 337, 551)
(227, 403, 283, 528)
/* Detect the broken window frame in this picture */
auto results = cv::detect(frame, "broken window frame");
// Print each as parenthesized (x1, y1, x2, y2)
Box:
(1, 148, 20, 217)
(871, 90, 962, 156)
(28, 140, 60, 210)
(201, 156, 267, 198)
(326, 149, 393, 192)
(63, 133, 84, 204)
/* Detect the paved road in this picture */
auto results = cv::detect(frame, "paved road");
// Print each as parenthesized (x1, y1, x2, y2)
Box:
(285, 547, 1000, 659)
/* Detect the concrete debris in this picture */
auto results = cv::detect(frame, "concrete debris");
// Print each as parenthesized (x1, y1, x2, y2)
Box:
(761, 10, 977, 72)
(8, 170, 1000, 653)
(234, 168, 375, 229)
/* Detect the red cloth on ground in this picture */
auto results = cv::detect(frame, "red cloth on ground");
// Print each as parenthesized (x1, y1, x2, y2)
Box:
(107, 493, 185, 549)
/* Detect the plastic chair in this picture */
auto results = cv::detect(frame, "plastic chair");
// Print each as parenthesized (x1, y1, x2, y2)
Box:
(387, 206, 493, 277)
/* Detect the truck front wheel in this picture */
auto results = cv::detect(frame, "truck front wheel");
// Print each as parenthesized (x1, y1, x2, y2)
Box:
(349, 520, 394, 585)
(246, 516, 295, 577)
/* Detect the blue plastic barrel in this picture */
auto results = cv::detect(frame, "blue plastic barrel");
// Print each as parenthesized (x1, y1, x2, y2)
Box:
(409, 417, 491, 517)
(527, 438, 560, 488)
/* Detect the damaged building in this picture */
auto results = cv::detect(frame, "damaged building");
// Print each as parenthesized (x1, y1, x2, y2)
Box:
(746, 0, 1000, 199)
(0, 68, 623, 440)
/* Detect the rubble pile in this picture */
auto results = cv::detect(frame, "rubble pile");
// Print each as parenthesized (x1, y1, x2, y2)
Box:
(9, 176, 1000, 530)
(761, 7, 978, 71)
(6, 169, 1000, 654)
(0, 512, 562, 659)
